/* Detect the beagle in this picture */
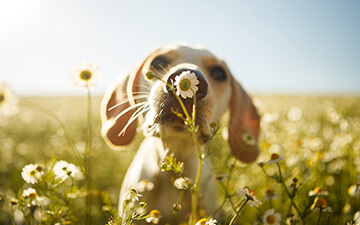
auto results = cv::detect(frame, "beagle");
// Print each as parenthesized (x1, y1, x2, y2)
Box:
(101, 43, 260, 223)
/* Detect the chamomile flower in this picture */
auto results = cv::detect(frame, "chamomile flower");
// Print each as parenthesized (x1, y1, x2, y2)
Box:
(266, 153, 284, 165)
(173, 177, 192, 190)
(21, 164, 44, 184)
(309, 187, 329, 197)
(312, 197, 332, 213)
(173, 70, 199, 98)
(137, 179, 155, 192)
(263, 209, 281, 225)
(72, 61, 101, 89)
(123, 188, 142, 202)
(145, 209, 161, 224)
(195, 218, 217, 225)
(53, 160, 81, 182)
(238, 187, 262, 208)
(0, 82, 18, 119)
(22, 187, 38, 199)
(242, 132, 256, 145)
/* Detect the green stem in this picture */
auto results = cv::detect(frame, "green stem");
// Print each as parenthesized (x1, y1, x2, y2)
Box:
(10, 205, 16, 225)
(316, 209, 322, 225)
(85, 88, 93, 225)
(228, 199, 249, 225)
(276, 163, 304, 224)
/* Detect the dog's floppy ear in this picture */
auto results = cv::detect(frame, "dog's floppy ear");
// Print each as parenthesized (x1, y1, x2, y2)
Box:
(100, 59, 149, 149)
(228, 75, 260, 162)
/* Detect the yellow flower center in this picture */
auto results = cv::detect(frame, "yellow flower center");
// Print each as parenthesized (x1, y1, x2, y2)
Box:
(266, 215, 276, 224)
(196, 218, 208, 225)
(0, 93, 4, 103)
(179, 78, 191, 91)
(266, 188, 274, 196)
(271, 153, 280, 160)
(149, 209, 161, 217)
(316, 197, 327, 208)
(314, 187, 322, 194)
(80, 70, 92, 81)
(28, 193, 37, 199)
(30, 170, 37, 176)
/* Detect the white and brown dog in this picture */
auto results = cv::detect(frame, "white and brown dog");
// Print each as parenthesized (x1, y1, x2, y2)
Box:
(100, 43, 260, 223)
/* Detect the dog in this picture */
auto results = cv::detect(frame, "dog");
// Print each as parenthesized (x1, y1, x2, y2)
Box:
(100, 43, 260, 223)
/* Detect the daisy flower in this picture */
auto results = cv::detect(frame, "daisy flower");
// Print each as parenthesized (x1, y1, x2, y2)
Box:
(137, 179, 155, 192)
(312, 197, 332, 213)
(21, 164, 44, 184)
(22, 187, 38, 199)
(195, 218, 217, 225)
(242, 132, 256, 145)
(173, 177, 192, 190)
(309, 187, 329, 197)
(238, 187, 262, 208)
(72, 61, 101, 89)
(263, 209, 281, 225)
(22, 187, 43, 206)
(173, 70, 199, 99)
(53, 160, 81, 182)
(123, 188, 142, 202)
(266, 153, 284, 165)
(0, 82, 18, 119)
(145, 209, 161, 224)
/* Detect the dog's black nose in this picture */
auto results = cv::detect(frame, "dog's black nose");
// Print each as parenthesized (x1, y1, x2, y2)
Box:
(166, 68, 208, 101)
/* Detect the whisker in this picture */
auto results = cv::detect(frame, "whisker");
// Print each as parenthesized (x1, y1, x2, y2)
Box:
(108, 96, 149, 111)
(119, 104, 150, 136)
(113, 102, 147, 121)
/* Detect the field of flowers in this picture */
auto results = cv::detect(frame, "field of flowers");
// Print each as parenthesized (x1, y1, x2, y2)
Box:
(1, 79, 360, 224)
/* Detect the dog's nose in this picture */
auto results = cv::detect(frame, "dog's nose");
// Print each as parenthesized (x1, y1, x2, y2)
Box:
(166, 69, 208, 100)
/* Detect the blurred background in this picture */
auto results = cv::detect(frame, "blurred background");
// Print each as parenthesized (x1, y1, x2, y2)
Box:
(1, 0, 359, 96)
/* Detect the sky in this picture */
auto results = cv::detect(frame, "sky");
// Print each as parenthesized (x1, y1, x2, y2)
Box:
(0, 0, 359, 96)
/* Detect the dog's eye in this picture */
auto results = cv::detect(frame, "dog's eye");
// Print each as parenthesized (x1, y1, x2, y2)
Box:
(151, 56, 169, 71)
(209, 67, 227, 81)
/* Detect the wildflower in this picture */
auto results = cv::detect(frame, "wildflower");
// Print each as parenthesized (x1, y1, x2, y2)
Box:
(238, 187, 262, 208)
(312, 197, 332, 212)
(195, 218, 217, 225)
(21, 164, 44, 184)
(309, 187, 329, 197)
(348, 183, 360, 197)
(22, 187, 42, 206)
(72, 61, 101, 89)
(173, 177, 192, 190)
(123, 188, 142, 202)
(263, 209, 282, 225)
(0, 82, 18, 118)
(172, 203, 181, 213)
(10, 199, 18, 206)
(137, 179, 155, 192)
(266, 153, 284, 165)
(145, 71, 156, 80)
(354, 211, 360, 224)
(173, 70, 199, 98)
(22, 187, 38, 199)
(53, 160, 81, 182)
(145, 209, 161, 224)
(263, 188, 280, 201)
(242, 132, 256, 145)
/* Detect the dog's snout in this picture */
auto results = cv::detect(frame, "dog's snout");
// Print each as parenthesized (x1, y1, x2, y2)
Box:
(166, 68, 208, 100)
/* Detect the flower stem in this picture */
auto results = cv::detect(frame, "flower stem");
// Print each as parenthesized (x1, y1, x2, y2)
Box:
(316, 209, 322, 225)
(228, 199, 249, 225)
(276, 162, 305, 224)
(85, 88, 93, 225)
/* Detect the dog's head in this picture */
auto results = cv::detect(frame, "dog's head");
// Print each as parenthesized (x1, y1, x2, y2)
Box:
(101, 43, 260, 162)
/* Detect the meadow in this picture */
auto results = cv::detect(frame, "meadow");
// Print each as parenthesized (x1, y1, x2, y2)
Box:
(0, 94, 360, 225)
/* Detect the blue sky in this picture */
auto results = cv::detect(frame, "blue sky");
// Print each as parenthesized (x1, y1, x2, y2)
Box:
(0, 0, 359, 96)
